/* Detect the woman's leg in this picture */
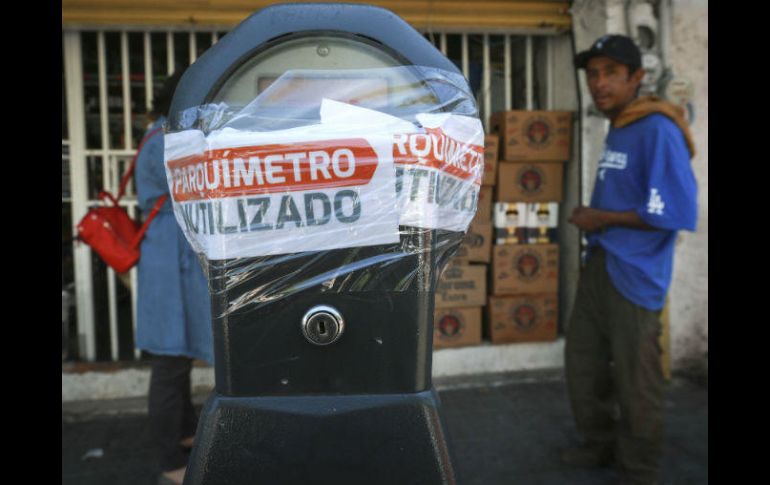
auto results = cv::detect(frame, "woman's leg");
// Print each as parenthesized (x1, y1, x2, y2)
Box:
(148, 354, 194, 473)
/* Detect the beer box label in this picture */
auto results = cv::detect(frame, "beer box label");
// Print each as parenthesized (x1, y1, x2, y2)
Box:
(433, 306, 482, 348)
(494, 202, 528, 228)
(487, 295, 558, 343)
(492, 244, 559, 295)
(490, 110, 573, 162)
(527, 227, 559, 244)
(495, 227, 528, 245)
(496, 162, 563, 203)
(527, 203, 558, 228)
(435, 265, 487, 308)
(526, 202, 558, 244)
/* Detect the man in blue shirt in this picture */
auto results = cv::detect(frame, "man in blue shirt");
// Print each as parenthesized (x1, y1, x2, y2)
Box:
(561, 35, 698, 485)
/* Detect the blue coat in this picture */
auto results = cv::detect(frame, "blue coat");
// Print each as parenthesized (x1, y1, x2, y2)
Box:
(134, 117, 214, 364)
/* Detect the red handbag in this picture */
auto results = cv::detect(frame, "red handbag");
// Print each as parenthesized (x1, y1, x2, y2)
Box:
(76, 127, 168, 274)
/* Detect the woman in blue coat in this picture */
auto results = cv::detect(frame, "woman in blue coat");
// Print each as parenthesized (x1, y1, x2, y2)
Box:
(134, 68, 213, 485)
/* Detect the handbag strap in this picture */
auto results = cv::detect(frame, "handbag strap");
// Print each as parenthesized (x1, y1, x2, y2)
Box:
(130, 194, 169, 248)
(116, 126, 164, 201)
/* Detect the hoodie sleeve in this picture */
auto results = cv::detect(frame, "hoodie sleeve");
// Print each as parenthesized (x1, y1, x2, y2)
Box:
(635, 115, 698, 231)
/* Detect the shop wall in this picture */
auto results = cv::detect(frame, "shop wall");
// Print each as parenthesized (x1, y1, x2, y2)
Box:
(669, 0, 707, 377)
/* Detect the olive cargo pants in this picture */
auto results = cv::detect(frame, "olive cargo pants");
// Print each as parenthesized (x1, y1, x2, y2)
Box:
(565, 248, 664, 483)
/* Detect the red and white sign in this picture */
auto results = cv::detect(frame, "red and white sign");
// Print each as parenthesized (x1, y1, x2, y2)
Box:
(164, 100, 483, 259)
(391, 113, 484, 232)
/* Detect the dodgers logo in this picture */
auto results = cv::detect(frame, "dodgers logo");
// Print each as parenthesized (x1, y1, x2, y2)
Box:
(597, 147, 628, 181)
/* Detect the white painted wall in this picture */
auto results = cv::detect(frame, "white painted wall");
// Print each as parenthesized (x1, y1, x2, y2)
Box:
(668, 0, 708, 376)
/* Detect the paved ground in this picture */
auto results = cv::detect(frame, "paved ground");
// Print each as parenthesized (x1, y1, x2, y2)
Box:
(62, 371, 707, 485)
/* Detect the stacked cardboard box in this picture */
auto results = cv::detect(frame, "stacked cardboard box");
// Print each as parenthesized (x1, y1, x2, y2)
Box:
(434, 112, 571, 348)
(433, 264, 486, 349)
(432, 135, 497, 349)
(484, 110, 572, 344)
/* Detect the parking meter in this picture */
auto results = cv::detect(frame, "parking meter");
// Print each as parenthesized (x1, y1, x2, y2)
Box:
(164, 4, 483, 484)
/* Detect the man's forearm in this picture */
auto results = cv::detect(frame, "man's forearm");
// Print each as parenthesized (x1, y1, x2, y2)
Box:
(598, 210, 657, 231)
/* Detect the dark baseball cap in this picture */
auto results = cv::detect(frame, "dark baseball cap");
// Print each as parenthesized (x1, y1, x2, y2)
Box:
(575, 34, 641, 70)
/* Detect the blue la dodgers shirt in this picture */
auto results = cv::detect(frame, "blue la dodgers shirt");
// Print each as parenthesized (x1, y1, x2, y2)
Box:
(587, 113, 698, 310)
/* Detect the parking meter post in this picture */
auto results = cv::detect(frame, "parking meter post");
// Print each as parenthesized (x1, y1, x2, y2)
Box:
(164, 4, 483, 484)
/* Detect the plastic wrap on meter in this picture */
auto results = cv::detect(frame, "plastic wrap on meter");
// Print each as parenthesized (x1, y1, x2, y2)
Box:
(164, 66, 482, 307)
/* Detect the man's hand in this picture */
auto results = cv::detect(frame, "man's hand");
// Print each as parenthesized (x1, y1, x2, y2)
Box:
(568, 206, 659, 232)
(568, 207, 607, 232)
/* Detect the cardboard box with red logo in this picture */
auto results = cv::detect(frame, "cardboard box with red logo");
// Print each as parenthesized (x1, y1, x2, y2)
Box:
(472, 186, 493, 224)
(435, 264, 487, 308)
(486, 294, 558, 343)
(454, 219, 492, 264)
(489, 110, 573, 162)
(483, 135, 499, 186)
(496, 162, 563, 203)
(433, 306, 482, 348)
(492, 244, 559, 295)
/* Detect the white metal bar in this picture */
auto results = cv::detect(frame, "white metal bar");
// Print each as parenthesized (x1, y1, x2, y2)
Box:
(144, 32, 153, 112)
(504, 35, 512, 110)
(212, 31, 218, 45)
(189, 30, 197, 64)
(440, 33, 447, 55)
(526, 35, 533, 110)
(461, 34, 469, 80)
(547, 37, 554, 110)
(64, 30, 97, 361)
(108, 267, 119, 360)
(97, 32, 110, 192)
(482, 34, 491, 130)
(122, 155, 134, 197)
(121, 31, 132, 150)
(85, 149, 137, 156)
(167, 32, 174, 75)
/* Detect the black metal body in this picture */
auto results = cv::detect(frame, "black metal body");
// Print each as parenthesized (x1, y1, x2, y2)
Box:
(174, 4, 466, 484)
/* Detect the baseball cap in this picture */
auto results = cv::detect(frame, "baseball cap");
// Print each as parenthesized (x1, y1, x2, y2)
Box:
(575, 34, 641, 70)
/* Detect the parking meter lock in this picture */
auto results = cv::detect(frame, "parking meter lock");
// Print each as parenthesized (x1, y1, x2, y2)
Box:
(302, 305, 345, 346)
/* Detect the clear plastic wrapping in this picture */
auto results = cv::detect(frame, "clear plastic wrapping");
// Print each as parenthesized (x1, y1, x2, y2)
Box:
(163, 66, 482, 311)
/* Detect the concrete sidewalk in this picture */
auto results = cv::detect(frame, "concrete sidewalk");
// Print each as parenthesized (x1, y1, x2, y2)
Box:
(62, 370, 708, 485)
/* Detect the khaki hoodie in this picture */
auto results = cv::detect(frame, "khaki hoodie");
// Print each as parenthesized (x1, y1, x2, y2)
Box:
(612, 95, 696, 159)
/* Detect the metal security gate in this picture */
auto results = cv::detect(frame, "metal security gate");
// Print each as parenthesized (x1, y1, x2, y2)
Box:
(63, 27, 571, 362)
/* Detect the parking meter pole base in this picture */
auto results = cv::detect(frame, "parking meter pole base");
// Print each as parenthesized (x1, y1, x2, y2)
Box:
(184, 388, 457, 485)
